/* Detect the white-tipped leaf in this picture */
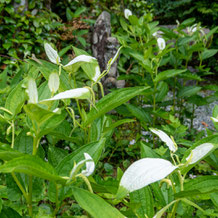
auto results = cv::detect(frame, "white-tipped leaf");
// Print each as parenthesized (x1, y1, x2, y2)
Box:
(150, 128, 177, 152)
(48, 73, 59, 93)
(44, 43, 60, 64)
(124, 9, 132, 19)
(42, 88, 90, 101)
(64, 55, 97, 73)
(81, 153, 95, 177)
(27, 78, 38, 104)
(117, 158, 177, 198)
(186, 143, 214, 165)
(157, 38, 166, 50)
(211, 117, 218, 123)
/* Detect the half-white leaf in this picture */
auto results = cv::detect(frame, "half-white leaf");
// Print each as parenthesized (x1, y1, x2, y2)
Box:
(81, 153, 95, 177)
(27, 78, 38, 104)
(211, 117, 218, 123)
(64, 55, 97, 73)
(107, 47, 122, 70)
(150, 128, 177, 152)
(117, 158, 177, 198)
(186, 143, 214, 165)
(44, 43, 60, 64)
(42, 88, 90, 101)
(93, 66, 101, 82)
(48, 73, 59, 93)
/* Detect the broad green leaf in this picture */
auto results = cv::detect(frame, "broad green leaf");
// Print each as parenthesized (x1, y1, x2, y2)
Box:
(175, 176, 218, 198)
(0, 206, 22, 218)
(211, 192, 218, 208)
(0, 145, 24, 161)
(201, 49, 217, 60)
(178, 86, 202, 98)
(72, 187, 125, 218)
(126, 104, 152, 124)
(154, 69, 186, 82)
(0, 155, 65, 184)
(130, 186, 154, 218)
(48, 146, 68, 167)
(5, 81, 26, 119)
(56, 138, 105, 176)
(117, 158, 177, 199)
(156, 81, 169, 102)
(140, 142, 160, 158)
(84, 86, 149, 126)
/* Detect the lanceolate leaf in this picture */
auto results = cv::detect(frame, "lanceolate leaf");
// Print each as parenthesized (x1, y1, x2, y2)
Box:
(56, 139, 106, 176)
(44, 43, 60, 64)
(72, 187, 125, 218)
(117, 158, 177, 199)
(154, 69, 186, 83)
(0, 155, 65, 184)
(0, 145, 24, 161)
(83, 86, 149, 126)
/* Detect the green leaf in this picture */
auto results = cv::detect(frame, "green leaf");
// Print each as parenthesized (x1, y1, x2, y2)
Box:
(130, 186, 154, 217)
(175, 176, 218, 198)
(211, 192, 218, 208)
(0, 145, 24, 161)
(0, 206, 22, 218)
(5, 81, 26, 119)
(154, 69, 186, 82)
(201, 49, 218, 60)
(140, 142, 160, 158)
(84, 87, 149, 126)
(126, 104, 152, 124)
(0, 155, 65, 184)
(56, 139, 105, 176)
(178, 86, 202, 98)
(72, 187, 125, 218)
(156, 81, 169, 102)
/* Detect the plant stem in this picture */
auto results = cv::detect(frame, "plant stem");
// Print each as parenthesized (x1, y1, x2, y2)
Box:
(28, 176, 33, 217)
(52, 183, 59, 217)
(11, 120, 15, 148)
(170, 201, 179, 218)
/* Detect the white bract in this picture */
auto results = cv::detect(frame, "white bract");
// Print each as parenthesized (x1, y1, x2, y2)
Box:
(70, 153, 95, 178)
(124, 9, 132, 19)
(27, 78, 38, 104)
(119, 158, 177, 193)
(64, 55, 96, 68)
(107, 47, 122, 70)
(48, 73, 59, 93)
(186, 143, 214, 165)
(41, 88, 90, 101)
(150, 128, 177, 152)
(44, 43, 60, 64)
(157, 38, 166, 50)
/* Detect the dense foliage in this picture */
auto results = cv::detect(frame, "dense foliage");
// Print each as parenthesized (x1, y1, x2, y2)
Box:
(0, 0, 217, 217)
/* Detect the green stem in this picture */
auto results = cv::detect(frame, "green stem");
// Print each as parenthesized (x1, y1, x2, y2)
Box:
(170, 201, 179, 218)
(11, 120, 15, 148)
(52, 183, 59, 216)
(177, 170, 184, 191)
(28, 176, 33, 217)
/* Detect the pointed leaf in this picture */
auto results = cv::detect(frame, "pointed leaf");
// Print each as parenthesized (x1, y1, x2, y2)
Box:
(44, 43, 60, 64)
(84, 86, 149, 126)
(27, 78, 38, 103)
(48, 73, 59, 93)
(0, 155, 65, 184)
(72, 187, 125, 218)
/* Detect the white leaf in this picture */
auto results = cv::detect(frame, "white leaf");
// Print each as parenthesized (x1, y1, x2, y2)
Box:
(119, 158, 177, 193)
(64, 55, 97, 72)
(48, 73, 59, 93)
(186, 143, 214, 165)
(81, 153, 95, 177)
(42, 88, 90, 101)
(44, 43, 60, 64)
(157, 38, 166, 50)
(93, 66, 101, 82)
(150, 128, 177, 152)
(27, 78, 38, 104)
(124, 9, 132, 19)
(211, 117, 218, 123)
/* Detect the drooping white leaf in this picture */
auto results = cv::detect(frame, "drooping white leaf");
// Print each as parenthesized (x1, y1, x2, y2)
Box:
(157, 38, 166, 50)
(119, 158, 177, 193)
(44, 43, 60, 64)
(107, 47, 122, 70)
(186, 143, 214, 165)
(64, 55, 97, 73)
(81, 153, 95, 177)
(211, 117, 218, 123)
(124, 9, 132, 19)
(150, 128, 177, 152)
(92, 66, 101, 82)
(48, 73, 59, 93)
(27, 78, 38, 104)
(42, 88, 90, 101)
